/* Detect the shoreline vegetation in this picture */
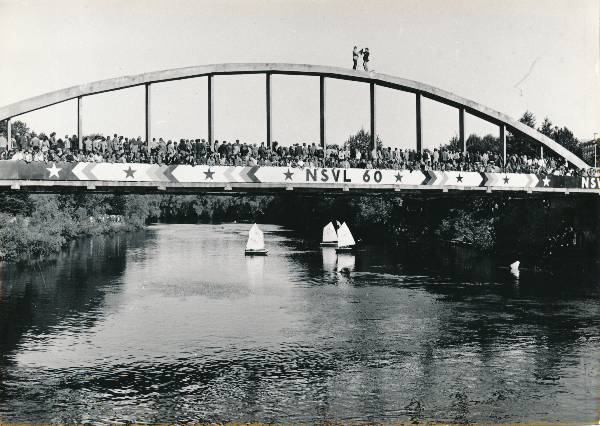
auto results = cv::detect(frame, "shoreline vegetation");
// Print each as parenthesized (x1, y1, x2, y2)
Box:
(1, 192, 597, 263)
(0, 193, 160, 261)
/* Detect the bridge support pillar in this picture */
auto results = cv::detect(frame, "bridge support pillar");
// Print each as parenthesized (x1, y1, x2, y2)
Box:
(77, 96, 83, 151)
(208, 75, 213, 144)
(320, 76, 326, 151)
(416, 93, 422, 154)
(370, 82, 376, 158)
(500, 124, 506, 166)
(266, 72, 272, 149)
(145, 83, 151, 145)
(459, 107, 465, 154)
(6, 117, 11, 150)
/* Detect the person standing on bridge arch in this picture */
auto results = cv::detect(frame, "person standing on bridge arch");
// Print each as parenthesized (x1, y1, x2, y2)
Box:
(352, 46, 359, 70)
(359, 47, 370, 71)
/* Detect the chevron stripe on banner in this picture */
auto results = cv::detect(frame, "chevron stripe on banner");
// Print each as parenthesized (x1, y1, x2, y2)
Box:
(71, 162, 89, 180)
(238, 166, 261, 183)
(162, 165, 179, 182)
(424, 171, 448, 186)
(421, 171, 436, 185)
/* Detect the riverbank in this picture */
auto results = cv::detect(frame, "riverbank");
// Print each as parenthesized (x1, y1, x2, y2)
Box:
(0, 193, 160, 261)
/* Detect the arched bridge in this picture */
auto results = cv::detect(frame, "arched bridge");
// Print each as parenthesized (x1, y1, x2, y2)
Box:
(0, 63, 597, 194)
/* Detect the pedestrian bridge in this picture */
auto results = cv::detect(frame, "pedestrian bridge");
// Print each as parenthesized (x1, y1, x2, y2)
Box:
(1, 161, 598, 194)
(0, 62, 597, 194)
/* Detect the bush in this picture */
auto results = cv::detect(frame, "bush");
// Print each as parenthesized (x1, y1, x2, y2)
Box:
(437, 210, 496, 251)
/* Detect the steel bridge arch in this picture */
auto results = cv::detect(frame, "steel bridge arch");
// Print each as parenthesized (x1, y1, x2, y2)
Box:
(0, 63, 588, 169)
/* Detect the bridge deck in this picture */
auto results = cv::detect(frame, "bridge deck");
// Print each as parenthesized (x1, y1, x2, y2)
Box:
(0, 161, 597, 195)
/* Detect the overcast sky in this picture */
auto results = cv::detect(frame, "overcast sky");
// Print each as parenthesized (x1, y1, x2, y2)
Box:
(0, 0, 599, 149)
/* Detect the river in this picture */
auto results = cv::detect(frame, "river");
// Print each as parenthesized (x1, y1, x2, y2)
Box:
(0, 223, 599, 423)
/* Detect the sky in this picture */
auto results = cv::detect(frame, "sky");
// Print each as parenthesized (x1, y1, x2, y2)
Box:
(0, 0, 599, 150)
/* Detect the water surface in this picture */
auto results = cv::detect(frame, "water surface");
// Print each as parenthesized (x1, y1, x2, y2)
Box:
(1, 224, 599, 423)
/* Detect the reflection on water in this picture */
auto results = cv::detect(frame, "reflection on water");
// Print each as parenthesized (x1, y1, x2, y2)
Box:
(246, 256, 265, 287)
(321, 247, 337, 272)
(336, 253, 355, 273)
(0, 223, 599, 423)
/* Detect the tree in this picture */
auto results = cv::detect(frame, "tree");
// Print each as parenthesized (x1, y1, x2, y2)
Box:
(535, 117, 581, 159)
(0, 120, 29, 145)
(538, 117, 553, 138)
(444, 134, 500, 154)
(123, 195, 161, 227)
(466, 134, 501, 154)
(506, 111, 539, 157)
(552, 126, 581, 157)
(519, 111, 536, 128)
(344, 128, 383, 153)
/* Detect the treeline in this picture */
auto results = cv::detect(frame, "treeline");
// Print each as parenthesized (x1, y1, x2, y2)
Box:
(444, 111, 583, 160)
(0, 193, 161, 260)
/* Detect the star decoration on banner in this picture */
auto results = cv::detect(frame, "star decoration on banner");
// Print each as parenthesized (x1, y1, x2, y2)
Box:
(394, 172, 403, 182)
(542, 176, 550, 187)
(204, 168, 215, 180)
(124, 166, 136, 178)
(283, 169, 294, 180)
(456, 174, 463, 183)
(503, 176, 510, 184)
(46, 163, 62, 178)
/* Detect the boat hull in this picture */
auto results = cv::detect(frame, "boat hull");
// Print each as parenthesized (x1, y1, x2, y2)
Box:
(245, 249, 268, 256)
(335, 246, 354, 253)
(320, 242, 338, 247)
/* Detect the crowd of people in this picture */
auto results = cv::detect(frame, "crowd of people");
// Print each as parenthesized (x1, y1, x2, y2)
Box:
(0, 131, 596, 177)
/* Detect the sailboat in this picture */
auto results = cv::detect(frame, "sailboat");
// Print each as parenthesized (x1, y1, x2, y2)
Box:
(335, 222, 356, 253)
(245, 223, 268, 256)
(320, 222, 338, 247)
(510, 260, 520, 278)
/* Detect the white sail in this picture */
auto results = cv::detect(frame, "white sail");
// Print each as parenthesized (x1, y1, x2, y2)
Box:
(337, 222, 356, 247)
(322, 222, 338, 243)
(335, 220, 342, 228)
(246, 224, 265, 250)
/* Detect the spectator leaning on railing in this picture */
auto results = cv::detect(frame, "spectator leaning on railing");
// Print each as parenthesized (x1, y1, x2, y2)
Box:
(0, 129, 595, 177)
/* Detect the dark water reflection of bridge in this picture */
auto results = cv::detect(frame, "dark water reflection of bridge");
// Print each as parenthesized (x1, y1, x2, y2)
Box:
(0, 224, 598, 423)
